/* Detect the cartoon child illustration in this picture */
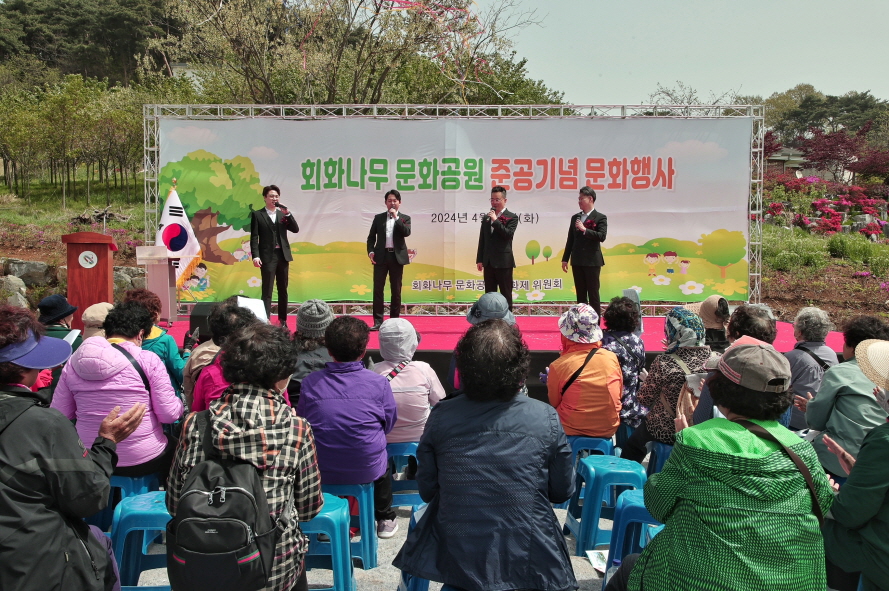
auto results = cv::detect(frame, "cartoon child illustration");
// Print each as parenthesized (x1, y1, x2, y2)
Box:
(663, 251, 678, 274)
(194, 264, 210, 291)
(644, 252, 661, 276)
(234, 239, 252, 262)
(679, 260, 691, 274)
(182, 275, 200, 291)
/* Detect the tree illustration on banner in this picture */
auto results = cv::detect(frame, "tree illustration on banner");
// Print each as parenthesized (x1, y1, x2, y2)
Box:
(156, 181, 202, 285)
(542, 245, 553, 261)
(698, 229, 747, 278)
(526, 240, 540, 264)
(159, 150, 265, 264)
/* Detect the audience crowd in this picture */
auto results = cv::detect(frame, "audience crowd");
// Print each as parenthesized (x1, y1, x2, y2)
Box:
(1, 291, 887, 591)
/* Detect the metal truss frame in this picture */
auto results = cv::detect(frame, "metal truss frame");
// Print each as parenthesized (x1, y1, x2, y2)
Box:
(145, 103, 764, 311)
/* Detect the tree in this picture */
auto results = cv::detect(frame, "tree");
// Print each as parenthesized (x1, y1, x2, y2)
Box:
(525, 240, 540, 264)
(776, 90, 888, 146)
(763, 130, 782, 159)
(159, 151, 265, 264)
(542, 245, 552, 261)
(698, 229, 746, 278)
(764, 83, 823, 132)
(798, 124, 872, 182)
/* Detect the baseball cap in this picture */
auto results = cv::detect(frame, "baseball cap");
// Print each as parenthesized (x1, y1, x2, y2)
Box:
(706, 335, 791, 393)
(0, 330, 72, 369)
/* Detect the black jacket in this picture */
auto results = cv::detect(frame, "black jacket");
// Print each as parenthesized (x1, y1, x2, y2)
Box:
(476, 208, 519, 268)
(393, 394, 577, 591)
(562, 209, 607, 267)
(366, 212, 412, 265)
(249, 208, 300, 263)
(0, 385, 118, 591)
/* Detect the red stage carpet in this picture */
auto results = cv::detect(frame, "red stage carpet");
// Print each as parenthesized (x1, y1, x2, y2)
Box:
(166, 314, 844, 354)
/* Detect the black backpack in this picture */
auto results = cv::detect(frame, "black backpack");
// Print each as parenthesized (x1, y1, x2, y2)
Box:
(166, 411, 286, 591)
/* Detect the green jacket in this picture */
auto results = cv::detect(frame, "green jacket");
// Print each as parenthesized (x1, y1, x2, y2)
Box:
(823, 421, 889, 587)
(629, 418, 834, 591)
(807, 358, 886, 476)
(142, 325, 187, 392)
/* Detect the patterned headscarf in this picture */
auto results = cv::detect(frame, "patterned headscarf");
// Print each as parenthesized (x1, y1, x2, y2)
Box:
(664, 306, 705, 353)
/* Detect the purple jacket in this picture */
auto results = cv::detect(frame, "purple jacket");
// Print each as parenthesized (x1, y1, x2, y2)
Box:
(51, 337, 183, 467)
(297, 361, 397, 485)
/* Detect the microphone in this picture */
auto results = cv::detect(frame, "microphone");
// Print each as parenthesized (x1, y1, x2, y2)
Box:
(576, 211, 585, 231)
(484, 208, 495, 223)
(276, 203, 290, 215)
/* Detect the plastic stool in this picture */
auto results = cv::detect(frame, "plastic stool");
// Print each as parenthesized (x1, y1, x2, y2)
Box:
(111, 491, 170, 586)
(397, 504, 430, 591)
(387, 442, 423, 508)
(303, 494, 356, 591)
(86, 473, 162, 532)
(322, 482, 378, 569)
(645, 441, 673, 476)
(601, 490, 662, 590)
(554, 437, 616, 509)
(564, 455, 647, 556)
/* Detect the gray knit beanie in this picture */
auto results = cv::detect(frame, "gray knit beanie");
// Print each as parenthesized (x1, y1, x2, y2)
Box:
(297, 299, 335, 338)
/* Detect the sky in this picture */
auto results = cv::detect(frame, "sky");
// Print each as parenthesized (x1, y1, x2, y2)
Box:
(495, 0, 889, 105)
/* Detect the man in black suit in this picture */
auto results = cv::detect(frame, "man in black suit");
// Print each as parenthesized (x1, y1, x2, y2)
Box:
(250, 184, 299, 325)
(367, 189, 412, 330)
(562, 185, 608, 317)
(476, 185, 519, 310)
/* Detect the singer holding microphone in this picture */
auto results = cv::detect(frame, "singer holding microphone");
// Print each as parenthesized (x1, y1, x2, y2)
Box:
(250, 184, 300, 325)
(367, 189, 412, 330)
(562, 186, 607, 317)
(477, 185, 519, 310)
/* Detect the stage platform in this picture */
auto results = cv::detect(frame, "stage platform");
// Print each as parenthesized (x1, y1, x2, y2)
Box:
(166, 314, 844, 404)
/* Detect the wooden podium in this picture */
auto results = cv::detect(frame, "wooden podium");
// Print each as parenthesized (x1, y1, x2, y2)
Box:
(61, 232, 118, 331)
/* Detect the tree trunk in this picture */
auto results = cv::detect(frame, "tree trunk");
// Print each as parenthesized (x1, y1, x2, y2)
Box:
(86, 162, 91, 207)
(192, 209, 238, 264)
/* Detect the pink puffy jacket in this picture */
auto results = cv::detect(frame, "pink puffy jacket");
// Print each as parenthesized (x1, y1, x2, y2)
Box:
(51, 337, 183, 467)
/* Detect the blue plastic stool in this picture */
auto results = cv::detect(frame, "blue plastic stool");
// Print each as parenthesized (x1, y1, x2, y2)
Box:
(564, 455, 647, 556)
(601, 490, 662, 590)
(645, 441, 673, 476)
(321, 482, 378, 569)
(303, 494, 356, 591)
(387, 442, 423, 508)
(86, 473, 162, 532)
(397, 504, 430, 591)
(554, 437, 616, 509)
(111, 491, 170, 586)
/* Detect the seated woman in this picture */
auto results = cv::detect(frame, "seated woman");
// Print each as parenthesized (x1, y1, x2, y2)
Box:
(447, 292, 515, 391)
(621, 307, 710, 463)
(298, 316, 399, 538)
(124, 288, 195, 392)
(605, 339, 834, 591)
(394, 319, 577, 591)
(548, 304, 623, 439)
(0, 305, 145, 591)
(821, 339, 889, 591)
(794, 315, 889, 479)
(683, 294, 730, 353)
(51, 301, 184, 477)
(785, 306, 837, 430)
(375, 318, 445, 444)
(287, 299, 336, 404)
(168, 322, 324, 591)
(601, 296, 646, 430)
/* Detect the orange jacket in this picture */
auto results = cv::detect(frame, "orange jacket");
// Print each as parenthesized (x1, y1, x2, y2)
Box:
(547, 339, 623, 438)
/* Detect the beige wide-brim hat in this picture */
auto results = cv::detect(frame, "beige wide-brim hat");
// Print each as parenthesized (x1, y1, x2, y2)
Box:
(684, 295, 728, 330)
(81, 302, 113, 339)
(856, 339, 889, 391)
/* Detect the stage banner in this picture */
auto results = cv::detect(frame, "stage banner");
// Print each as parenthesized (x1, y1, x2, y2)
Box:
(158, 117, 752, 305)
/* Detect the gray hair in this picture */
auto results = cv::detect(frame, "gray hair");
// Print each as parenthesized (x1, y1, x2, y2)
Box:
(794, 307, 834, 342)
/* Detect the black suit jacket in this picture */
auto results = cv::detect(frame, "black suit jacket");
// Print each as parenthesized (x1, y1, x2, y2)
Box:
(562, 210, 607, 267)
(476, 208, 518, 268)
(250, 208, 299, 263)
(366, 212, 412, 265)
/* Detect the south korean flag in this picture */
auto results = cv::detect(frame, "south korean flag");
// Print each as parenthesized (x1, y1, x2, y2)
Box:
(155, 183, 202, 285)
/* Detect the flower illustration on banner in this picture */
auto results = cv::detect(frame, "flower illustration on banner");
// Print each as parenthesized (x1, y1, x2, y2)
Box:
(630, 286, 642, 293)
(678, 281, 705, 295)
(247, 276, 261, 287)
(512, 291, 520, 301)
(345, 270, 354, 275)
(652, 275, 671, 286)
(703, 278, 715, 286)
(350, 284, 370, 295)
(515, 270, 529, 279)
(446, 295, 455, 301)
(239, 290, 244, 294)
(527, 290, 545, 301)
(713, 278, 748, 296)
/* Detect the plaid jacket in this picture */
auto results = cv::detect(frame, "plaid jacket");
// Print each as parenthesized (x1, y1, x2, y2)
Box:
(167, 383, 324, 591)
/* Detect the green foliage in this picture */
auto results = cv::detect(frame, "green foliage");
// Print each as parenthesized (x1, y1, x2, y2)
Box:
(761, 226, 827, 271)
(868, 254, 889, 278)
(542, 245, 553, 260)
(827, 233, 876, 262)
(697, 229, 747, 269)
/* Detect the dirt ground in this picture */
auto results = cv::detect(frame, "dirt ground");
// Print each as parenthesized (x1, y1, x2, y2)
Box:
(3, 240, 885, 326)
